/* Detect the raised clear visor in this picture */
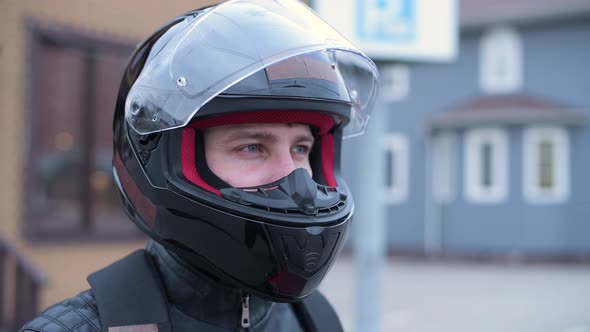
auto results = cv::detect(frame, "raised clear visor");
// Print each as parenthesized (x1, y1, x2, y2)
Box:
(125, 0, 379, 137)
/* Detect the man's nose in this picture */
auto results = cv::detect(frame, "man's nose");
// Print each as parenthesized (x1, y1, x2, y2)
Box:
(268, 150, 297, 182)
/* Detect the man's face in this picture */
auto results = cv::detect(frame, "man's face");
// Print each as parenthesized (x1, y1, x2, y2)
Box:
(203, 123, 315, 187)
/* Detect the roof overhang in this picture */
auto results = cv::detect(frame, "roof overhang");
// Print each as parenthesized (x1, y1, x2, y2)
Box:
(427, 94, 588, 132)
(460, 0, 590, 29)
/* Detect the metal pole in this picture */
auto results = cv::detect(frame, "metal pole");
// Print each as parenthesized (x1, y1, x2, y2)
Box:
(424, 134, 439, 254)
(424, 133, 444, 255)
(354, 102, 386, 332)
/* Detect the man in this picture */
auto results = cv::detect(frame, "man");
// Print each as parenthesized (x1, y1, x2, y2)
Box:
(21, 0, 378, 331)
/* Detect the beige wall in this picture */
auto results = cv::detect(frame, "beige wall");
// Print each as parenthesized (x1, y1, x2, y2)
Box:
(0, 0, 220, 309)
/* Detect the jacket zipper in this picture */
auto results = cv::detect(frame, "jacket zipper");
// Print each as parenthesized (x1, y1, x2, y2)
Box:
(241, 293, 251, 330)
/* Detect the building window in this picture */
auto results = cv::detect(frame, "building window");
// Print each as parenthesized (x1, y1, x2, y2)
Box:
(382, 133, 409, 204)
(379, 64, 410, 101)
(523, 126, 570, 204)
(479, 26, 522, 94)
(481, 143, 493, 187)
(431, 132, 456, 203)
(24, 23, 140, 241)
(539, 141, 554, 189)
(464, 128, 509, 203)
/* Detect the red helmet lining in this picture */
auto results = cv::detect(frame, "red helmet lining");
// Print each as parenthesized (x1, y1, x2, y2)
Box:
(186, 110, 334, 134)
(181, 129, 222, 195)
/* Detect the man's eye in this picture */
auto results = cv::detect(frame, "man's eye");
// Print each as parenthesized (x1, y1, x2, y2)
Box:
(292, 145, 310, 154)
(240, 144, 260, 152)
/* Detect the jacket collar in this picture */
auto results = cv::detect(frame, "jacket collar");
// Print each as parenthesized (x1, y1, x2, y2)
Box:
(147, 241, 273, 329)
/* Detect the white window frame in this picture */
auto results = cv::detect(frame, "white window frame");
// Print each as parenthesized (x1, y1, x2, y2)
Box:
(523, 126, 570, 204)
(432, 132, 457, 203)
(479, 26, 523, 94)
(464, 128, 509, 204)
(382, 133, 409, 204)
(379, 64, 410, 102)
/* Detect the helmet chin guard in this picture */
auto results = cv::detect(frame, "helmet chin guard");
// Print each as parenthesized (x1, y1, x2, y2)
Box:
(220, 168, 346, 216)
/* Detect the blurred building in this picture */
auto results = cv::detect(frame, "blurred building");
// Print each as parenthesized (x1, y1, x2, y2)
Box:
(0, 0, 221, 327)
(1, 0, 588, 329)
(343, 0, 590, 259)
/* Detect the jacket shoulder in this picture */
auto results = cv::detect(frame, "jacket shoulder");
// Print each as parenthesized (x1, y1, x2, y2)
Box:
(20, 290, 102, 332)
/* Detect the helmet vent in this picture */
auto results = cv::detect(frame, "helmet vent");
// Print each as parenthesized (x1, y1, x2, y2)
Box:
(219, 169, 347, 216)
(248, 200, 345, 216)
(226, 190, 347, 216)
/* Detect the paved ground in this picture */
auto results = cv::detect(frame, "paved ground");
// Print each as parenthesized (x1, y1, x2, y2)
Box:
(320, 255, 590, 332)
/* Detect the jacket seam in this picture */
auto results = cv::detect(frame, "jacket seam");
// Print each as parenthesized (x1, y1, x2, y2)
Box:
(69, 311, 100, 332)
(38, 311, 71, 331)
(250, 302, 276, 330)
(72, 295, 101, 331)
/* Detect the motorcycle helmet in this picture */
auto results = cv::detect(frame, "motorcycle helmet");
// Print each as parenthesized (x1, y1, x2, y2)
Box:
(112, 0, 378, 302)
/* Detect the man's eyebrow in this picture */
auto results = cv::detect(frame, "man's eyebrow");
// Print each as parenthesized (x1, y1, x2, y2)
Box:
(295, 134, 315, 144)
(222, 131, 315, 145)
(223, 131, 279, 144)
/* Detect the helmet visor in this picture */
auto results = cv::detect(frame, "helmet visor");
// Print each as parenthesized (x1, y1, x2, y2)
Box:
(125, 0, 378, 137)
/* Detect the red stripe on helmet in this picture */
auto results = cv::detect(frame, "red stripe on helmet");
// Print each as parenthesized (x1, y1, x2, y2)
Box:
(114, 152, 157, 225)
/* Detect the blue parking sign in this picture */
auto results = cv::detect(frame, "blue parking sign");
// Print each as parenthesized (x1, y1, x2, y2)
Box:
(357, 0, 416, 44)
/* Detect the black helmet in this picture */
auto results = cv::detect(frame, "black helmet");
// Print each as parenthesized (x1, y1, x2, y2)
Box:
(112, 0, 378, 302)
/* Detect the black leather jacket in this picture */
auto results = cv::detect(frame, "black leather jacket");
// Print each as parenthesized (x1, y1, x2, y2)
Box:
(20, 241, 306, 332)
